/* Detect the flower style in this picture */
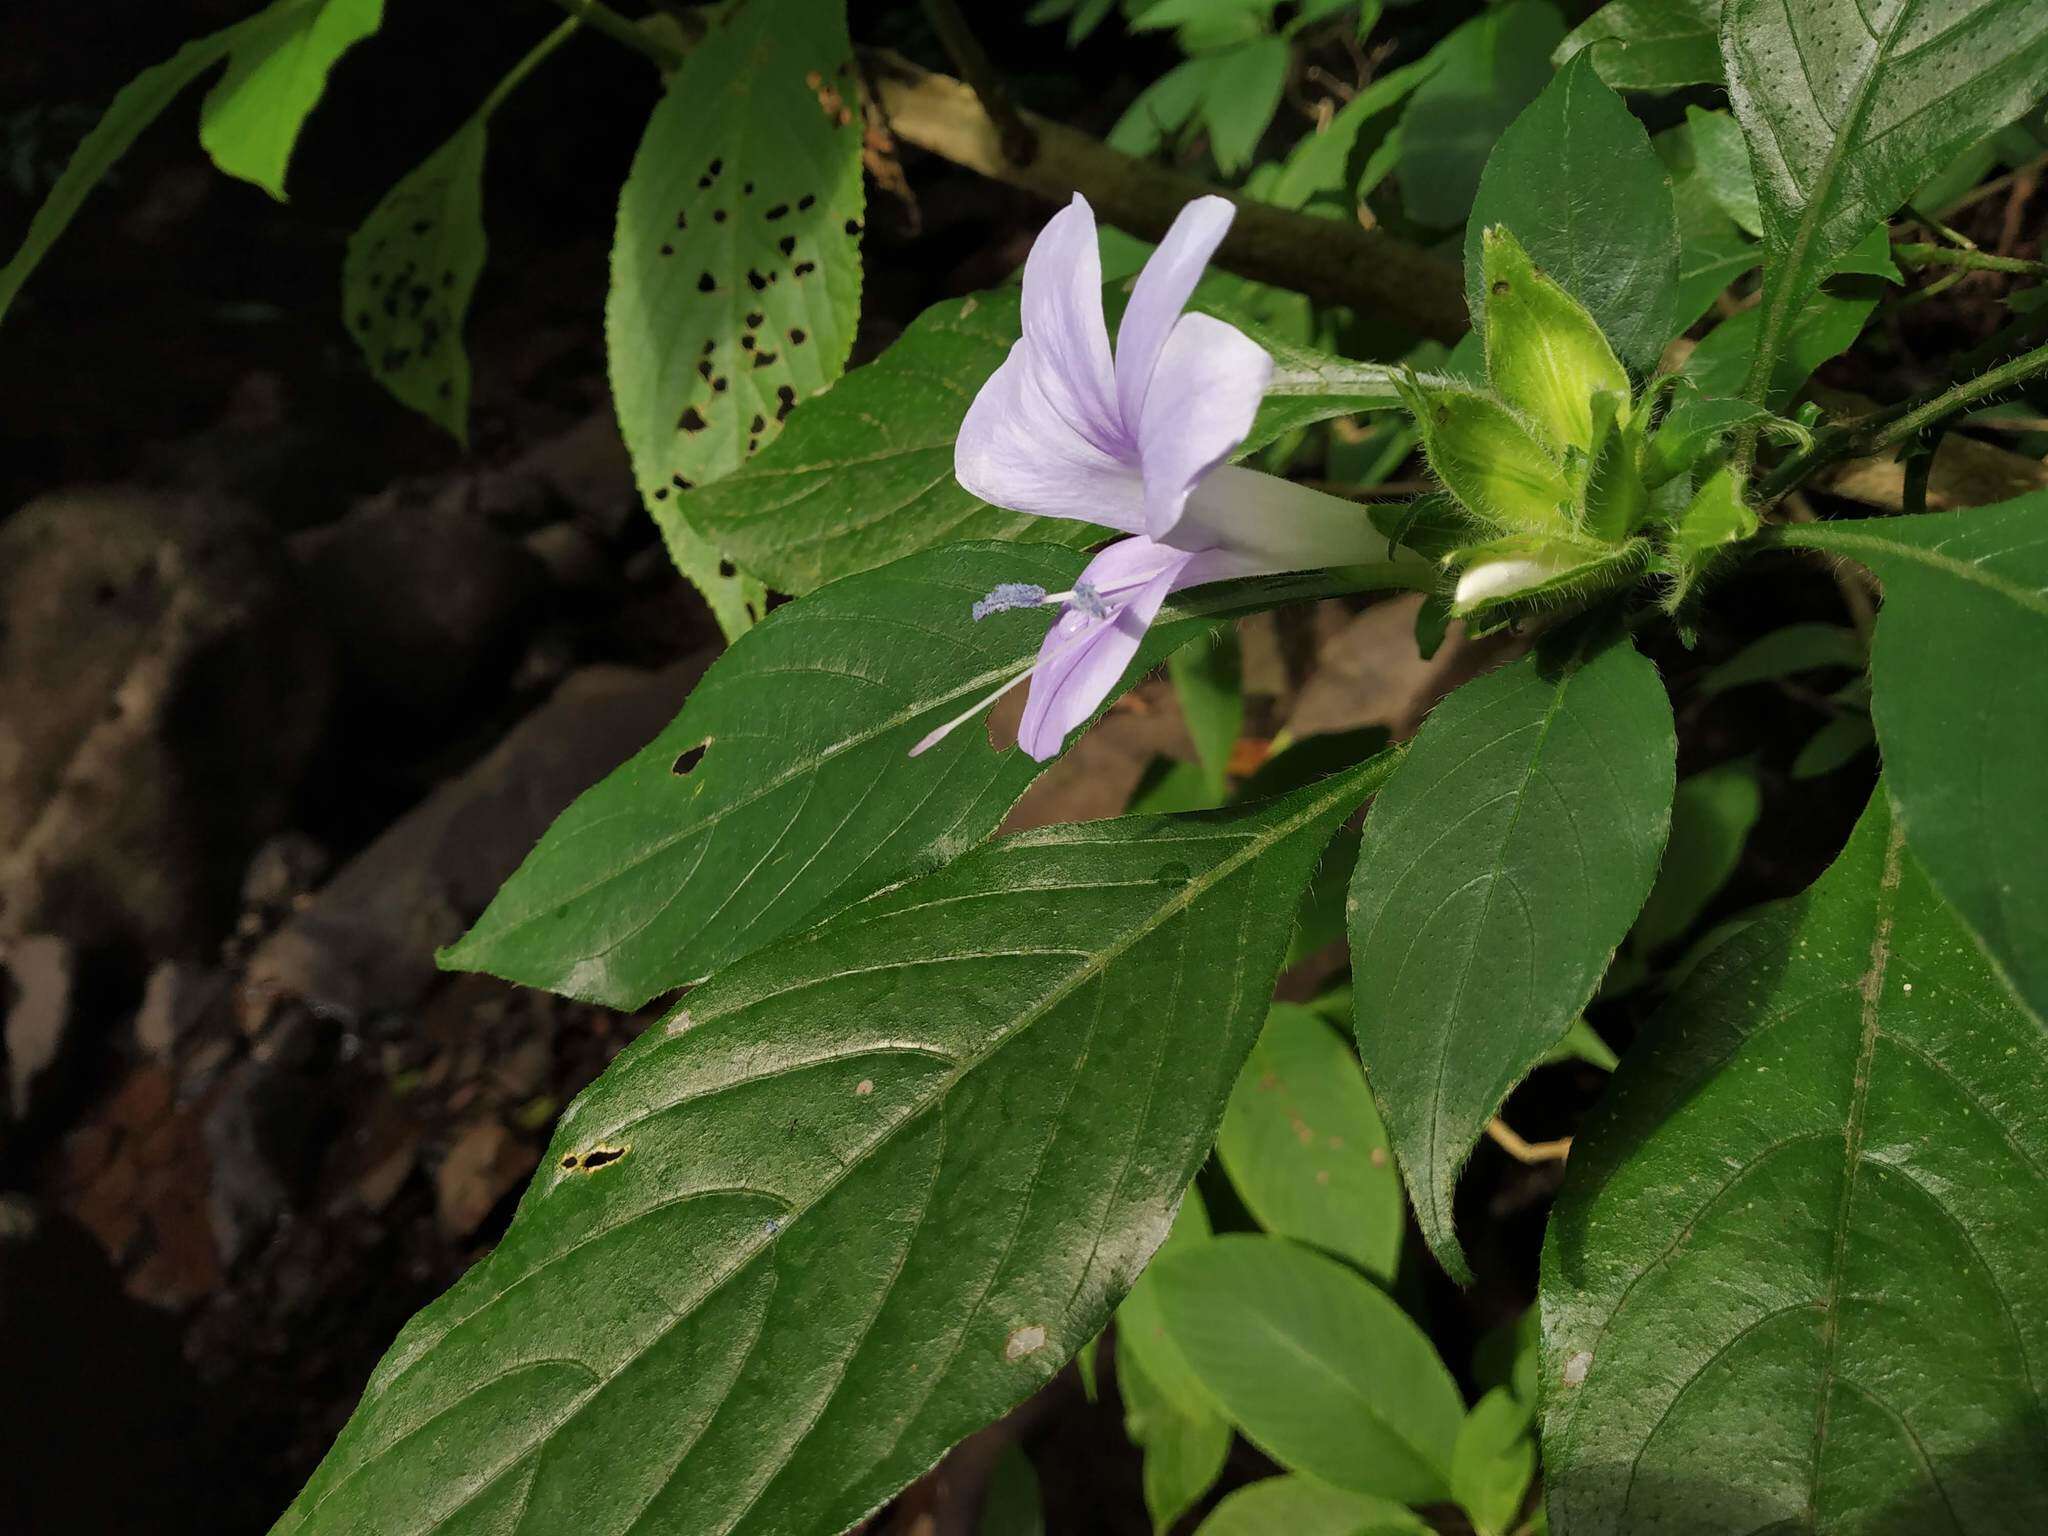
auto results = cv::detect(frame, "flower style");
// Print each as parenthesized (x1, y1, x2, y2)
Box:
(914, 193, 1403, 762)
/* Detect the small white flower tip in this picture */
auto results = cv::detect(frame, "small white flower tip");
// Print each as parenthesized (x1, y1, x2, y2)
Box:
(1454, 557, 1555, 607)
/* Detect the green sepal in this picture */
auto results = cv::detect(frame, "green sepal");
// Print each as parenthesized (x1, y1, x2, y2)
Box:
(1577, 388, 1650, 543)
(1368, 491, 1471, 563)
(1642, 382, 1815, 490)
(1447, 532, 1649, 620)
(1661, 464, 1757, 610)
(1480, 224, 1631, 457)
(1394, 372, 1574, 538)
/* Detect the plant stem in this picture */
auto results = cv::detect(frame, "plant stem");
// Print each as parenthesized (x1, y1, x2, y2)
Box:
(535, 0, 1470, 341)
(545, 0, 675, 67)
(1893, 242, 2048, 280)
(918, 0, 1037, 166)
(479, 16, 583, 119)
(1756, 336, 2048, 503)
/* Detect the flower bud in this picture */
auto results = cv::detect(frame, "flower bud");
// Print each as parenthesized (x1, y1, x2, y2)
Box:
(1448, 532, 1647, 618)
(1481, 226, 1630, 459)
(1394, 375, 1574, 539)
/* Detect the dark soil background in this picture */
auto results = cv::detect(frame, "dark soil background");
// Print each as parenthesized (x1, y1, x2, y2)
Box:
(0, 3, 2034, 1533)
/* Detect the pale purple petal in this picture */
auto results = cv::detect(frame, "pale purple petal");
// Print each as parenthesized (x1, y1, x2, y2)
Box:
(1135, 313, 1272, 538)
(1114, 195, 1236, 430)
(955, 347, 1148, 532)
(1015, 538, 1193, 761)
(1019, 194, 1123, 454)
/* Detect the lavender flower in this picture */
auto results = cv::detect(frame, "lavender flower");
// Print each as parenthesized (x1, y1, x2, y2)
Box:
(914, 192, 1406, 762)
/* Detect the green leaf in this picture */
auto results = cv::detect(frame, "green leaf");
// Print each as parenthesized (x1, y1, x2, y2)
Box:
(1171, 628, 1244, 801)
(1784, 500, 2048, 1020)
(1110, 58, 1214, 157)
(342, 122, 486, 442)
(1347, 637, 1675, 1280)
(1541, 1016, 1620, 1072)
(1117, 1186, 1217, 1422)
(1542, 790, 2048, 1531)
(1679, 284, 1878, 408)
(606, 0, 864, 625)
(1556, 0, 1723, 92)
(1217, 1005, 1404, 1281)
(442, 544, 1407, 1011)
(1790, 710, 1875, 779)
(198, 0, 383, 199)
(1465, 52, 1679, 373)
(1633, 759, 1760, 954)
(1193, 1477, 1429, 1536)
(1450, 1388, 1536, 1536)
(1153, 1235, 1466, 1502)
(1473, 1306, 1542, 1407)
(1723, 0, 2048, 401)
(688, 287, 1413, 598)
(1202, 37, 1290, 174)
(978, 1444, 1045, 1536)
(0, 19, 255, 324)
(1118, 1335, 1233, 1534)
(277, 762, 1385, 1536)
(1681, 107, 1761, 237)
(1266, 53, 1443, 210)
(1672, 227, 1760, 329)
(1396, 1, 1566, 229)
(1697, 621, 1862, 697)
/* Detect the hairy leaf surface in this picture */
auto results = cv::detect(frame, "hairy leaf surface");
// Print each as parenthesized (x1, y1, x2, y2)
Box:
(1542, 790, 2048, 1532)
(1722, 0, 2048, 398)
(1347, 639, 1674, 1280)
(1557, 0, 1724, 91)
(276, 762, 1388, 1536)
(1785, 499, 2048, 1022)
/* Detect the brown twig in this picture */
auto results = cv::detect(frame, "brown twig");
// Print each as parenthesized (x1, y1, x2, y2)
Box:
(1485, 1118, 1571, 1165)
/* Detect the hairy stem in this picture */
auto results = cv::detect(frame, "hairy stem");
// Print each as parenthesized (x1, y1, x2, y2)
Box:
(1893, 242, 2048, 280)
(1757, 336, 2048, 503)
(536, 0, 1469, 341)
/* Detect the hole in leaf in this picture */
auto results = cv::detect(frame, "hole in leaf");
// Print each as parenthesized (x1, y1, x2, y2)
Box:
(788, 327, 807, 345)
(754, 350, 778, 367)
(778, 236, 796, 257)
(713, 209, 727, 224)
(797, 194, 815, 211)
(750, 413, 766, 433)
(766, 202, 789, 221)
(793, 261, 816, 278)
(717, 561, 736, 579)
(712, 376, 728, 392)
(673, 743, 707, 776)
(697, 272, 717, 293)
(680, 406, 708, 432)
(746, 309, 764, 327)
(747, 269, 768, 291)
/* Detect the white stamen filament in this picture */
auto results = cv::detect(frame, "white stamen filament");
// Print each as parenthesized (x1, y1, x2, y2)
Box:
(908, 662, 1041, 757)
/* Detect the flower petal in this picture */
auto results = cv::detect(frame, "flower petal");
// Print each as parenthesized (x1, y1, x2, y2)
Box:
(1169, 464, 1419, 573)
(955, 346, 1148, 531)
(1135, 313, 1272, 538)
(1114, 195, 1235, 430)
(1020, 194, 1123, 454)
(1015, 538, 1193, 761)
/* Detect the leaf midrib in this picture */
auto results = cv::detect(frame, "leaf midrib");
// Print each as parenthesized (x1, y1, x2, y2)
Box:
(1784, 524, 2048, 619)
(321, 761, 1387, 1532)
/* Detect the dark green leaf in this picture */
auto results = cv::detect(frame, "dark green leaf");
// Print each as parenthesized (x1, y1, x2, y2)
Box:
(1465, 51, 1679, 372)
(1117, 1186, 1217, 1422)
(607, 0, 864, 632)
(1154, 1235, 1466, 1502)
(198, 0, 383, 198)
(1193, 1477, 1428, 1536)
(442, 544, 1407, 1011)
(1217, 1005, 1404, 1281)
(1542, 790, 2048, 1531)
(1397, 1, 1566, 229)
(1348, 638, 1675, 1280)
(1790, 710, 1876, 779)
(1672, 227, 1760, 329)
(1784, 500, 2048, 1019)
(1202, 37, 1290, 175)
(1679, 284, 1878, 408)
(1556, 0, 1723, 92)
(1170, 628, 1244, 801)
(1238, 728, 1393, 802)
(1633, 759, 1760, 952)
(342, 122, 486, 442)
(1681, 107, 1761, 236)
(977, 1444, 1044, 1536)
(279, 763, 1384, 1536)
(0, 18, 256, 323)
(1723, 0, 2048, 400)
(1697, 621, 1862, 697)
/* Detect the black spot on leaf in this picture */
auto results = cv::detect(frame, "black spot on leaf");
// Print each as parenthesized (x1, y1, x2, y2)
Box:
(793, 261, 816, 277)
(778, 236, 796, 257)
(766, 203, 789, 221)
(797, 194, 815, 210)
(754, 350, 778, 368)
(747, 269, 768, 291)
(698, 272, 717, 293)
(680, 406, 708, 432)
(717, 561, 736, 578)
(713, 209, 727, 223)
(712, 376, 729, 392)
(750, 413, 765, 433)
(746, 310, 764, 327)
(788, 327, 807, 345)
